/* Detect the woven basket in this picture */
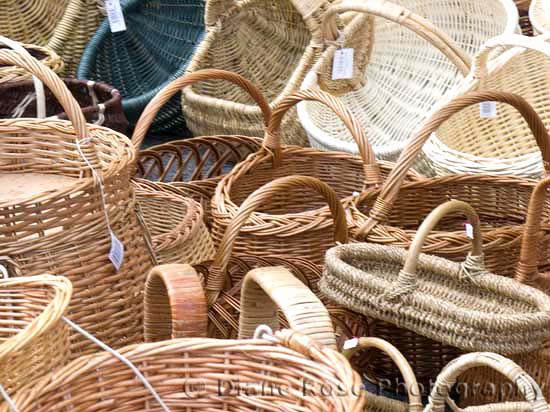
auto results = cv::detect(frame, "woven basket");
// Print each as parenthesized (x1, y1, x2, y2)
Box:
(132, 69, 267, 224)
(424, 35, 550, 178)
(531, 0, 550, 33)
(0, 42, 62, 84)
(0, 275, 71, 395)
(133, 179, 215, 266)
(0, 49, 154, 357)
(297, 0, 517, 164)
(181, 0, 336, 146)
(77, 0, 206, 132)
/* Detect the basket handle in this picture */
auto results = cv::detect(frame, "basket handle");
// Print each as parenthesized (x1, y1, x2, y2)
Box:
(357, 90, 550, 237)
(386, 200, 483, 300)
(206, 175, 348, 305)
(321, 0, 471, 76)
(132, 69, 272, 151)
(238, 266, 337, 349)
(264, 89, 382, 187)
(342, 337, 423, 412)
(425, 352, 550, 412)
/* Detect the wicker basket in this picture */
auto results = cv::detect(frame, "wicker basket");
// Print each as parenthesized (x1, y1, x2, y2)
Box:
(77, 0, 206, 132)
(133, 180, 215, 266)
(181, 0, 336, 146)
(424, 35, 550, 178)
(0, 42, 62, 84)
(297, 0, 517, 164)
(531, 0, 550, 33)
(0, 49, 154, 357)
(0, 275, 72, 395)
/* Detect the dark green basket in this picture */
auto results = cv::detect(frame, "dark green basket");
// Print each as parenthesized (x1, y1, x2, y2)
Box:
(77, 0, 205, 134)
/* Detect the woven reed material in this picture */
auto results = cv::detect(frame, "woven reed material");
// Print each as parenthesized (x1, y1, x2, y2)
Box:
(0, 43, 62, 84)
(77, 0, 206, 132)
(299, 0, 516, 167)
(0, 77, 128, 133)
(182, 0, 336, 146)
(134, 180, 215, 266)
(0, 329, 365, 412)
(531, 0, 550, 33)
(0, 49, 154, 357)
(0, 275, 71, 395)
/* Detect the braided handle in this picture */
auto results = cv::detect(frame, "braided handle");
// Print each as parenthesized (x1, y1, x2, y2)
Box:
(206, 175, 348, 305)
(132, 69, 272, 151)
(321, 0, 471, 76)
(265, 89, 382, 186)
(358, 90, 550, 236)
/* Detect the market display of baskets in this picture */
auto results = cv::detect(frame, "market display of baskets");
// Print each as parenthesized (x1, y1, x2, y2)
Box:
(530, 0, 550, 33)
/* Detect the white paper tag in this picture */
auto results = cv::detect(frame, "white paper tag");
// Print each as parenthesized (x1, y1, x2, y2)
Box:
(480, 101, 497, 118)
(343, 337, 359, 350)
(109, 232, 125, 270)
(332, 48, 354, 80)
(464, 223, 474, 239)
(105, 0, 127, 33)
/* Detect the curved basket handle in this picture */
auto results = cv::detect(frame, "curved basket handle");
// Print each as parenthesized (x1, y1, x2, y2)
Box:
(238, 266, 337, 349)
(321, 0, 471, 76)
(343, 337, 423, 412)
(425, 352, 550, 412)
(206, 175, 348, 305)
(386, 200, 483, 301)
(265, 89, 382, 187)
(132, 69, 272, 152)
(357, 90, 550, 237)
(144, 264, 208, 342)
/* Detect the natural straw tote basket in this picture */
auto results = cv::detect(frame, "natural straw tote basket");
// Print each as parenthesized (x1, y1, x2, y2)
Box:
(531, 0, 550, 33)
(424, 35, 550, 178)
(0, 275, 72, 395)
(133, 180, 215, 266)
(0, 42, 62, 84)
(77, 0, 206, 132)
(181, 0, 335, 146)
(0, 328, 365, 412)
(0, 49, 154, 357)
(425, 352, 550, 412)
(298, 0, 503, 168)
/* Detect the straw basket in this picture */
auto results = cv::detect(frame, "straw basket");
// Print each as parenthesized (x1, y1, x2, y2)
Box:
(0, 43, 62, 84)
(531, 0, 550, 33)
(0, 49, 154, 357)
(297, 0, 517, 164)
(0, 275, 72, 395)
(77, 0, 206, 132)
(133, 180, 215, 266)
(424, 35, 550, 178)
(181, 0, 336, 146)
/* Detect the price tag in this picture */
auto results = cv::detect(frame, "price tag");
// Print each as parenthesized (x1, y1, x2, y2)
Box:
(332, 48, 354, 80)
(464, 223, 474, 239)
(109, 232, 125, 270)
(480, 101, 497, 118)
(105, 0, 127, 33)
(343, 337, 359, 350)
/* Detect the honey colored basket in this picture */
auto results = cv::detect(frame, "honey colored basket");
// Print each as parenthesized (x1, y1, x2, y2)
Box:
(0, 275, 72, 395)
(530, 0, 550, 33)
(0, 49, 154, 357)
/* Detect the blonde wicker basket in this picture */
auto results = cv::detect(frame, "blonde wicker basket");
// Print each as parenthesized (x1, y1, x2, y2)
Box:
(0, 49, 154, 357)
(530, 0, 550, 33)
(297, 0, 517, 164)
(0, 42, 62, 84)
(181, 0, 335, 146)
(424, 34, 550, 178)
(0, 275, 72, 395)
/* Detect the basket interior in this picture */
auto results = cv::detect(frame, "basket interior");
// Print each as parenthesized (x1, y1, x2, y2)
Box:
(136, 193, 193, 240)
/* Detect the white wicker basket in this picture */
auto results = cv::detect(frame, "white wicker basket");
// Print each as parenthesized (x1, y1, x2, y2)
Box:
(530, 0, 550, 34)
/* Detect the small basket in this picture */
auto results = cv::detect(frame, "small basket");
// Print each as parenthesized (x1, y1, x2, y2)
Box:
(0, 42, 62, 84)
(530, 0, 550, 33)
(0, 275, 72, 395)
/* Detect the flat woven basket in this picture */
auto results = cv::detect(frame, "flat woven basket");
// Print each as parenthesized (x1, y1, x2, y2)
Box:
(0, 49, 154, 357)
(531, 0, 550, 33)
(133, 179, 215, 266)
(181, 0, 335, 146)
(0, 328, 365, 412)
(424, 35, 550, 178)
(297, 0, 517, 165)
(0, 42, 62, 84)
(77, 0, 206, 132)
(0, 275, 71, 395)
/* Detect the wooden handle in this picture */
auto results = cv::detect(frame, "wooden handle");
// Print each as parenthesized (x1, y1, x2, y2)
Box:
(238, 266, 337, 349)
(132, 69, 272, 151)
(265, 89, 382, 186)
(321, 0, 471, 76)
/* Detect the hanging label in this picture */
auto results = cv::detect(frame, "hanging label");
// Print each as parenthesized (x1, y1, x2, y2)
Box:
(464, 223, 474, 239)
(343, 337, 359, 350)
(105, 0, 127, 33)
(332, 48, 354, 80)
(480, 101, 497, 118)
(109, 232, 125, 270)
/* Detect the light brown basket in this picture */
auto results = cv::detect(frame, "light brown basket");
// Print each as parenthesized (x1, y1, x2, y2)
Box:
(0, 41, 62, 84)
(530, 0, 550, 33)
(0, 49, 154, 357)
(0, 275, 72, 395)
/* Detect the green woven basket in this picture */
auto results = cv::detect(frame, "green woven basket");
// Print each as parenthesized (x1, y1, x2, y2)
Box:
(77, 0, 205, 133)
